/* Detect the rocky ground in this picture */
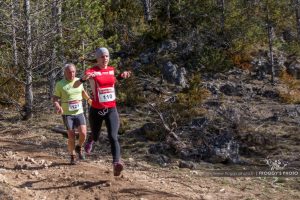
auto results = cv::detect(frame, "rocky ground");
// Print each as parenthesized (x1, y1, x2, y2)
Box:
(0, 115, 299, 200)
(0, 69, 300, 200)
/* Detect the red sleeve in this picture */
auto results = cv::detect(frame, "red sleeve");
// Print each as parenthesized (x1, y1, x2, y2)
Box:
(85, 67, 93, 75)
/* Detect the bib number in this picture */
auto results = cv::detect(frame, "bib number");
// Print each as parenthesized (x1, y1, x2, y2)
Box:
(98, 87, 115, 103)
(68, 100, 82, 111)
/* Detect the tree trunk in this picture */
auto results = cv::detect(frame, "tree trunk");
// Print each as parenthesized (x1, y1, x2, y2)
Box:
(80, 0, 88, 121)
(48, 0, 63, 99)
(295, 0, 300, 40)
(166, 0, 170, 21)
(24, 0, 33, 120)
(11, 0, 18, 68)
(57, 0, 64, 73)
(217, 0, 225, 34)
(266, 4, 275, 84)
(142, 0, 152, 23)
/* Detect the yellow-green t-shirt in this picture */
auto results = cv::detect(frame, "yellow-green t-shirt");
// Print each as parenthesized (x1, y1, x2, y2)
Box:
(54, 78, 84, 115)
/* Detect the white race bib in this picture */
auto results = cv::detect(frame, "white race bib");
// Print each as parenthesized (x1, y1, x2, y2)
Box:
(98, 87, 116, 102)
(68, 100, 82, 111)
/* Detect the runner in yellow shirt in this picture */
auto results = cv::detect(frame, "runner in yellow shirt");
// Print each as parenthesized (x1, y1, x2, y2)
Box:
(53, 63, 92, 165)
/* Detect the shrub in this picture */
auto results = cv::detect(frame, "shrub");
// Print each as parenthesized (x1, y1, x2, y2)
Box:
(279, 70, 300, 104)
(117, 75, 146, 107)
(119, 117, 130, 135)
(198, 46, 233, 73)
(230, 52, 253, 71)
(158, 74, 210, 126)
(0, 73, 24, 107)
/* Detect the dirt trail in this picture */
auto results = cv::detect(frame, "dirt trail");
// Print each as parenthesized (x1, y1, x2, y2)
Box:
(0, 118, 299, 200)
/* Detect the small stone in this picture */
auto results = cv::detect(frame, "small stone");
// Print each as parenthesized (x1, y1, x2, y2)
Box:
(171, 166, 179, 170)
(191, 170, 198, 175)
(5, 151, 13, 157)
(28, 174, 35, 179)
(39, 160, 45, 165)
(32, 171, 39, 176)
(103, 182, 112, 187)
(219, 188, 225, 193)
(201, 194, 214, 200)
(0, 174, 7, 183)
(178, 160, 196, 169)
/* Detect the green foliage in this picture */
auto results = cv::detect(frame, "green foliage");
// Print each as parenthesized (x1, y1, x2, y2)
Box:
(198, 46, 233, 73)
(117, 76, 146, 107)
(146, 21, 171, 42)
(169, 0, 218, 33)
(157, 74, 210, 126)
(281, 42, 300, 57)
(1, 0, 300, 113)
(62, 0, 114, 63)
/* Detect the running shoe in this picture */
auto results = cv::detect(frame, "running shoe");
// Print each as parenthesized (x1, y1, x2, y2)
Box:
(75, 145, 86, 160)
(113, 162, 124, 176)
(70, 155, 77, 165)
(84, 140, 94, 154)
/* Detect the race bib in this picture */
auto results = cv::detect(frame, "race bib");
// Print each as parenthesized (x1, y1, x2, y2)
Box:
(98, 87, 116, 102)
(68, 100, 82, 111)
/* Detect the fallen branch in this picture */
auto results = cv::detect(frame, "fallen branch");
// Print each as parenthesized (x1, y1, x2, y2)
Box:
(51, 125, 91, 137)
(147, 102, 186, 153)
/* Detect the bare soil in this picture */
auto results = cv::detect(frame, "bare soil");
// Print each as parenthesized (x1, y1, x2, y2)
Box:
(0, 110, 299, 200)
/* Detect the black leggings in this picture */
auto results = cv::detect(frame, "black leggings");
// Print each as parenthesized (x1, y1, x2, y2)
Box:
(88, 107, 120, 163)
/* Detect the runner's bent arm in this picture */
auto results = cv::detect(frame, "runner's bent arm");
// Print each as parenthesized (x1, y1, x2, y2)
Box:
(74, 73, 94, 88)
(82, 90, 92, 105)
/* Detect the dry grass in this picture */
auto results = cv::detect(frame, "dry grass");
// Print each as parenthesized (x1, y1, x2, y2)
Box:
(279, 71, 300, 104)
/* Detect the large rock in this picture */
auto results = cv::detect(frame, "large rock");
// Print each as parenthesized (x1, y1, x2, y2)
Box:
(287, 59, 300, 79)
(208, 140, 240, 164)
(139, 53, 152, 64)
(158, 39, 177, 53)
(162, 61, 188, 88)
(219, 82, 254, 97)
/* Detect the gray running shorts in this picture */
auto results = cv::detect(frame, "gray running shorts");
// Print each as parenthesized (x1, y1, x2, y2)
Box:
(62, 113, 86, 130)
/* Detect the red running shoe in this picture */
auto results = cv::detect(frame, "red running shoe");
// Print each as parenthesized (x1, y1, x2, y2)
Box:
(113, 162, 124, 176)
(84, 140, 94, 154)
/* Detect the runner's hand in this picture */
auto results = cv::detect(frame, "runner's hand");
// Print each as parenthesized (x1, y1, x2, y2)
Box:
(120, 71, 131, 79)
(82, 73, 95, 81)
(87, 99, 92, 106)
(55, 105, 63, 114)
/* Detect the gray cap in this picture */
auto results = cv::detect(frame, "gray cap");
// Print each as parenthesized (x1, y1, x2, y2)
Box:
(95, 47, 109, 58)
